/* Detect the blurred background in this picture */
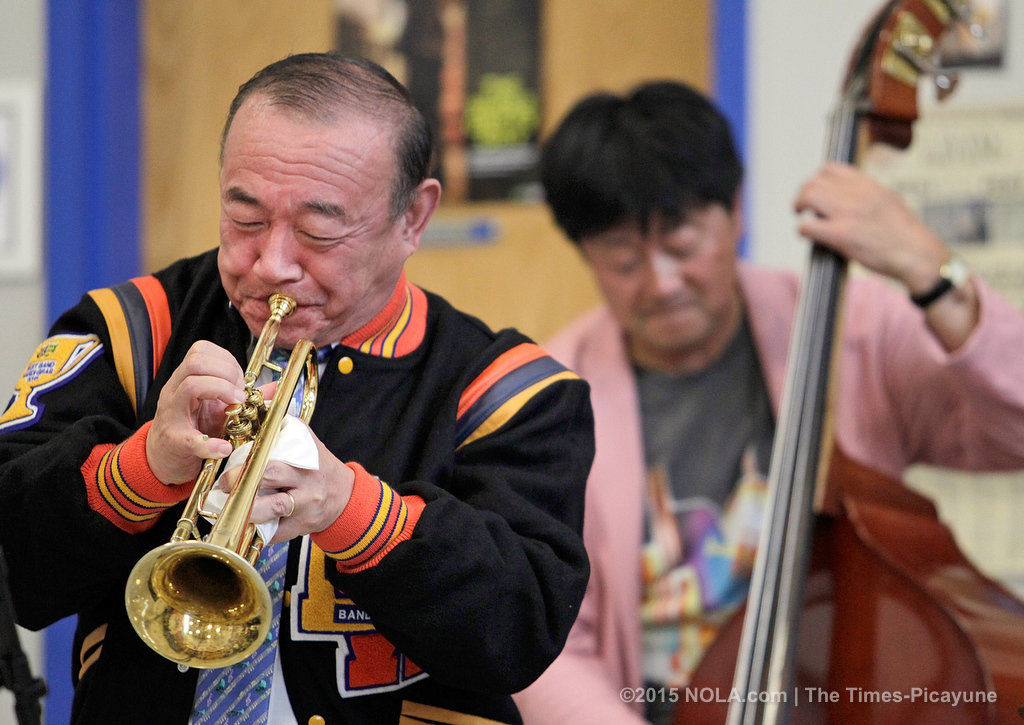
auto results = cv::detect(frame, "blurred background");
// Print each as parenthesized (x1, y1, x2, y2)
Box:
(1, 1, 1022, 722)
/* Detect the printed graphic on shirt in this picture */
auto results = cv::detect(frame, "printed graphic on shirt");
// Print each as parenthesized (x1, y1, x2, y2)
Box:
(641, 449, 766, 686)
(0, 334, 103, 433)
(290, 537, 426, 697)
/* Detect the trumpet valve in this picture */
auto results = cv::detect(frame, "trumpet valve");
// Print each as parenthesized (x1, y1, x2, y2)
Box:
(245, 386, 265, 409)
(248, 388, 268, 429)
(224, 400, 260, 448)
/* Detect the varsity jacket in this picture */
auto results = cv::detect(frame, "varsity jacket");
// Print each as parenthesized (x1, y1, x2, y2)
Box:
(0, 249, 593, 724)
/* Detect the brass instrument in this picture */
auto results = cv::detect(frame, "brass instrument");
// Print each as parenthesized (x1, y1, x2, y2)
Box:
(124, 293, 318, 668)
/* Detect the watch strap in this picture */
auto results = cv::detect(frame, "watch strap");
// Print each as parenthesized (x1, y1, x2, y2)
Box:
(910, 276, 954, 308)
(910, 256, 968, 308)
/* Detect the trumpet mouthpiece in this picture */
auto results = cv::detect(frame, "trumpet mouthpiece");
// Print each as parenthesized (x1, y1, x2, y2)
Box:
(268, 294, 297, 320)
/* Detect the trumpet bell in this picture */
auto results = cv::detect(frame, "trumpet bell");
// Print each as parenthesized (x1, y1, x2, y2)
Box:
(124, 541, 273, 669)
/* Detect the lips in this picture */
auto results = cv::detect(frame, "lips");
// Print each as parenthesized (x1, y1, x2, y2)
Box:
(234, 295, 309, 334)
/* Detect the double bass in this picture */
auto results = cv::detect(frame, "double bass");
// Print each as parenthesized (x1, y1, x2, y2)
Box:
(684, 1, 1024, 722)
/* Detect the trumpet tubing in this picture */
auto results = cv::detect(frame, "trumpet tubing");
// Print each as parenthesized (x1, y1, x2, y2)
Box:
(125, 293, 318, 668)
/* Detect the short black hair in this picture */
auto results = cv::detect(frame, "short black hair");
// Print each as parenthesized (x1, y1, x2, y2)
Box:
(221, 53, 434, 220)
(540, 81, 743, 243)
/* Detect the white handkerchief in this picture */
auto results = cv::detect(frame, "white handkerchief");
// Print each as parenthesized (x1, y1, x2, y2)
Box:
(203, 415, 319, 542)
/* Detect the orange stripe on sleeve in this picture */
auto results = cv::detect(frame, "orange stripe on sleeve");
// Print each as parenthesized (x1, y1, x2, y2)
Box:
(130, 275, 172, 378)
(312, 462, 425, 573)
(82, 421, 194, 533)
(457, 343, 547, 419)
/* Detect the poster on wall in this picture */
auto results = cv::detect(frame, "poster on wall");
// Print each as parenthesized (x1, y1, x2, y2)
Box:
(864, 103, 1024, 310)
(333, 0, 542, 205)
(0, 81, 41, 278)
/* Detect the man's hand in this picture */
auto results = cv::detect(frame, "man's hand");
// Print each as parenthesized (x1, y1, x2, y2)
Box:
(145, 341, 246, 484)
(219, 430, 356, 543)
(794, 162, 979, 351)
(794, 162, 950, 291)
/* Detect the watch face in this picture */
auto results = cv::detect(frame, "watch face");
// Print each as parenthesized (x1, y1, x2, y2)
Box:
(943, 257, 970, 288)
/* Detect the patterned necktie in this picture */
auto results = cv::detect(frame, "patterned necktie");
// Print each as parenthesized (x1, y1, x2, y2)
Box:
(271, 345, 332, 416)
(191, 541, 288, 724)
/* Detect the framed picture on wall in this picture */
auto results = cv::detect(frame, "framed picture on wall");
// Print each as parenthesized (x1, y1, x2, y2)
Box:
(0, 81, 41, 278)
(333, 0, 542, 205)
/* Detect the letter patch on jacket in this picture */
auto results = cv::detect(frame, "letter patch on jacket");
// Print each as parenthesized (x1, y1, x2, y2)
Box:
(0, 334, 103, 433)
(290, 537, 427, 697)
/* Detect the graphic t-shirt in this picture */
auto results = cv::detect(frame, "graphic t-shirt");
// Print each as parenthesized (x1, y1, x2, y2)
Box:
(637, 318, 775, 690)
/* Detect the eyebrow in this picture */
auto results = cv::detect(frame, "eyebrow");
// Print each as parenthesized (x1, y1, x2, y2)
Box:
(224, 186, 260, 206)
(224, 186, 346, 219)
(588, 233, 637, 249)
(304, 199, 346, 219)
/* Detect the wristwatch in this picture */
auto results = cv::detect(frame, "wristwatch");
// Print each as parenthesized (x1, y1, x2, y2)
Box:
(910, 256, 969, 308)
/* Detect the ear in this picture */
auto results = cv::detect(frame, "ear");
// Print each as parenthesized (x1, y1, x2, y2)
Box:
(398, 179, 442, 254)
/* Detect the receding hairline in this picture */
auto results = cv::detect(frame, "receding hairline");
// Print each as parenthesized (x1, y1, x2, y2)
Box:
(220, 55, 414, 153)
(220, 89, 407, 163)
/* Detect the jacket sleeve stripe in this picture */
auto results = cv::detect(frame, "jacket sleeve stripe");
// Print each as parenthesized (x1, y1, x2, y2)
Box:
(87, 276, 171, 416)
(94, 446, 162, 523)
(82, 422, 193, 533)
(86, 287, 139, 414)
(456, 345, 578, 448)
(457, 370, 578, 449)
(457, 343, 547, 419)
(130, 274, 172, 379)
(110, 282, 153, 410)
(312, 462, 425, 572)
(336, 481, 399, 561)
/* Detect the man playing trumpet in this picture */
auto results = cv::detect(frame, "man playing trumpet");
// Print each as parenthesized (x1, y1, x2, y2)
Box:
(0, 53, 592, 724)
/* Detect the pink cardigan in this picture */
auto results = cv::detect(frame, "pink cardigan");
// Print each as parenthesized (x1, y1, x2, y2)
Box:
(514, 264, 1024, 723)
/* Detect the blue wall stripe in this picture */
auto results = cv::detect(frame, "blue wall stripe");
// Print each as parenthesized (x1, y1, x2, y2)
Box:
(44, 2, 141, 723)
(713, 0, 748, 256)
(46, 0, 141, 325)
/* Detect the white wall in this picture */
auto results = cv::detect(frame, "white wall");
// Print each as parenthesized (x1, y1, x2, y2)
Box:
(0, 1, 46, 724)
(0, 2, 46, 375)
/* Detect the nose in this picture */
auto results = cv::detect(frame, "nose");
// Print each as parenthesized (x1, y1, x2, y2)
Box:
(252, 224, 303, 285)
(643, 248, 683, 296)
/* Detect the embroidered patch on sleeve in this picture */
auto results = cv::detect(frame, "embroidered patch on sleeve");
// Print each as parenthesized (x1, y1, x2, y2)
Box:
(0, 334, 103, 433)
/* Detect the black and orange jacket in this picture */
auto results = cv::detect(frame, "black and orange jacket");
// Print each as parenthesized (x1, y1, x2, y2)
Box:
(0, 249, 593, 724)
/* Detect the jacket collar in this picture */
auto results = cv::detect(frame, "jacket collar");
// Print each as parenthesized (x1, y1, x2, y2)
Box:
(340, 271, 428, 357)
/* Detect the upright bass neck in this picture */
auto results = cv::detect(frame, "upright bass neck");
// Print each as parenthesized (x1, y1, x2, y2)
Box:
(726, 1, 969, 722)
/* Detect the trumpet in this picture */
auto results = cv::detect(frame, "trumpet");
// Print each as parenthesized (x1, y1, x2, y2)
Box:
(125, 293, 318, 668)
